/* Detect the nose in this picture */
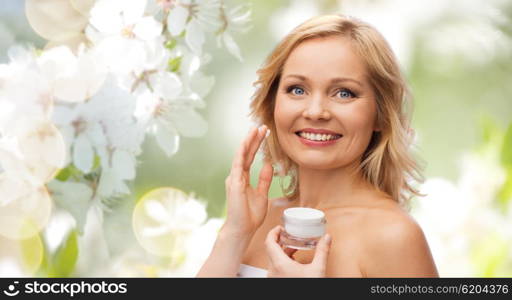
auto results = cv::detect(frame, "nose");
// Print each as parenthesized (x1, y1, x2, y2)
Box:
(302, 94, 331, 120)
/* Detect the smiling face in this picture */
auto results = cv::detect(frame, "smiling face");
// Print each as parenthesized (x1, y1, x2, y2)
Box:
(273, 35, 379, 170)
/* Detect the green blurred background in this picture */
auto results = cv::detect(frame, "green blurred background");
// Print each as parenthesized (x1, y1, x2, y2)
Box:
(3, 0, 510, 217)
(136, 0, 512, 218)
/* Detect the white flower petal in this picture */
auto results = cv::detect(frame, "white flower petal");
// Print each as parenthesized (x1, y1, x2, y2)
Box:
(69, 0, 96, 16)
(115, 180, 130, 195)
(222, 32, 243, 61)
(86, 123, 107, 147)
(151, 72, 182, 100)
(47, 180, 93, 233)
(112, 149, 136, 180)
(43, 211, 75, 254)
(134, 91, 160, 122)
(0, 178, 52, 239)
(0, 64, 52, 126)
(142, 224, 171, 237)
(95, 37, 147, 75)
(39, 45, 108, 102)
(2, 120, 67, 185)
(144, 199, 170, 223)
(0, 99, 15, 131)
(54, 51, 107, 102)
(133, 16, 162, 41)
(51, 105, 75, 126)
(175, 200, 207, 229)
(167, 5, 189, 36)
(179, 218, 223, 276)
(190, 71, 215, 98)
(97, 172, 113, 197)
(25, 0, 88, 41)
(163, 106, 207, 137)
(181, 54, 201, 77)
(97, 168, 116, 198)
(43, 33, 88, 54)
(132, 187, 207, 257)
(89, 0, 124, 34)
(0, 174, 27, 207)
(121, 0, 147, 26)
(95, 146, 109, 170)
(155, 122, 180, 157)
(35, 125, 67, 171)
(185, 20, 205, 54)
(56, 125, 74, 167)
(38, 46, 78, 81)
(6, 45, 34, 66)
(73, 134, 94, 173)
(143, 38, 170, 70)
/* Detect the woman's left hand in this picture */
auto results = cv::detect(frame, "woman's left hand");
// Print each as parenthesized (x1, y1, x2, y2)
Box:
(265, 226, 332, 277)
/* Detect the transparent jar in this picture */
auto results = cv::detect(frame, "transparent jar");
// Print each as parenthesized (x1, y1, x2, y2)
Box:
(279, 207, 326, 250)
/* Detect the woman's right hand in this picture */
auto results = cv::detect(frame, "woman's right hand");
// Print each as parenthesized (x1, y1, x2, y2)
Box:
(222, 125, 274, 237)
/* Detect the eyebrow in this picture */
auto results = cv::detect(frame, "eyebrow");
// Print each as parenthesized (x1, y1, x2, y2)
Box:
(283, 74, 363, 87)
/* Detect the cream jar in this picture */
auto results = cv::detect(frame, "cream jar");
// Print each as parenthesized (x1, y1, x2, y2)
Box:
(279, 207, 326, 250)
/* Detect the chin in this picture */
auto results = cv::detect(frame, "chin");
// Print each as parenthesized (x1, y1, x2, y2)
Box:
(292, 156, 340, 170)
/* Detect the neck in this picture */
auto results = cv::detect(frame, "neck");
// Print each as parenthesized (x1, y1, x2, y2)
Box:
(296, 160, 377, 209)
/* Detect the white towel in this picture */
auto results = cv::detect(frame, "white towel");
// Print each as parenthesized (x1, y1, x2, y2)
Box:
(237, 264, 268, 278)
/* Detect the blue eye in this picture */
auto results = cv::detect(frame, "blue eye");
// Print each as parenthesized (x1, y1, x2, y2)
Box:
(287, 86, 305, 96)
(337, 88, 356, 99)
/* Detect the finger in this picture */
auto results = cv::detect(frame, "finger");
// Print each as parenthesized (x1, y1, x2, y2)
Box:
(243, 125, 268, 170)
(265, 226, 293, 265)
(256, 158, 273, 197)
(311, 234, 332, 267)
(231, 126, 256, 170)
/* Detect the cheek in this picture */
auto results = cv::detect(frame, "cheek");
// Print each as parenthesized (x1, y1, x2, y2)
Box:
(342, 100, 377, 134)
(273, 96, 300, 157)
(339, 101, 378, 159)
(273, 95, 296, 132)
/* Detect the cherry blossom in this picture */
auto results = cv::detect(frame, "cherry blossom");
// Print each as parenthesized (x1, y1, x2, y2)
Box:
(1, 0, 251, 277)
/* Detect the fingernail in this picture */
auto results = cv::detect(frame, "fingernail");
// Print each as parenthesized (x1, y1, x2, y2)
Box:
(265, 128, 270, 138)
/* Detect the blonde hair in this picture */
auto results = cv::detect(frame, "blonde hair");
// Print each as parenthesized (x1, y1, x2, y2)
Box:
(249, 14, 423, 206)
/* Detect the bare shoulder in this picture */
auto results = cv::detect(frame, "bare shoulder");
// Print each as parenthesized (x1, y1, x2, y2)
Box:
(364, 203, 422, 238)
(358, 203, 439, 277)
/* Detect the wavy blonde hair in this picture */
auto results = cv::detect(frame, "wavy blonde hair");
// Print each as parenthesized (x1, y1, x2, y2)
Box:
(249, 14, 423, 206)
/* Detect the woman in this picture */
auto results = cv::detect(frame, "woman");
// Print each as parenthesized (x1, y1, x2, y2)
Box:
(197, 14, 438, 277)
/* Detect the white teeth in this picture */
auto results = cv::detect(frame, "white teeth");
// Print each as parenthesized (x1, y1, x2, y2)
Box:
(299, 132, 340, 141)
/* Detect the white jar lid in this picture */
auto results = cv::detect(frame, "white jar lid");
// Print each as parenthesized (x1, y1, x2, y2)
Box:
(283, 207, 325, 225)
